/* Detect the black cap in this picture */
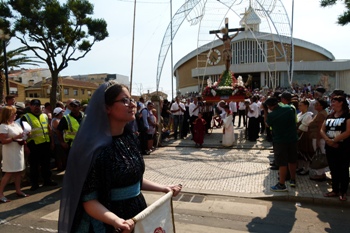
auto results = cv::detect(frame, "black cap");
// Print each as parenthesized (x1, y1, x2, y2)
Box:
(273, 91, 281, 98)
(264, 97, 278, 107)
(280, 91, 292, 100)
(69, 100, 81, 106)
(315, 87, 326, 94)
(30, 99, 41, 106)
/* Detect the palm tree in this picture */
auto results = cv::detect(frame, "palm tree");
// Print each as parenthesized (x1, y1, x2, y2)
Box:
(0, 41, 42, 100)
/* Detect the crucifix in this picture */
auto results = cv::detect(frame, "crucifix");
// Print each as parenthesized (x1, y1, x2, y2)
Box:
(209, 18, 244, 71)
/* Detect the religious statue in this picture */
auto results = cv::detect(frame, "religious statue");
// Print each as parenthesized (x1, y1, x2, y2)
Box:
(215, 28, 240, 72)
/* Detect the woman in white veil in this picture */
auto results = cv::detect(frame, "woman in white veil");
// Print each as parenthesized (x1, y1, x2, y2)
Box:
(58, 81, 182, 233)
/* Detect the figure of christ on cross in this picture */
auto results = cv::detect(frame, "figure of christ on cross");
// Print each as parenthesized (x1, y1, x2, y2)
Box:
(210, 18, 244, 72)
(215, 31, 239, 72)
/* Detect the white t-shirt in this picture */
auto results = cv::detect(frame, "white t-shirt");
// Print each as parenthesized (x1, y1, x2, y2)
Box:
(189, 102, 199, 117)
(229, 101, 237, 113)
(247, 102, 259, 118)
(171, 102, 185, 116)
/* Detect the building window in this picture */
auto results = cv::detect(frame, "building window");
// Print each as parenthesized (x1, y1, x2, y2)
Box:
(73, 89, 78, 96)
(29, 93, 34, 97)
(233, 40, 266, 65)
(64, 88, 69, 95)
(81, 89, 85, 95)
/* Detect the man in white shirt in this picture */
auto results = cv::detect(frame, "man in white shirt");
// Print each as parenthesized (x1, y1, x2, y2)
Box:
(189, 97, 200, 138)
(308, 87, 325, 116)
(238, 101, 247, 127)
(229, 101, 238, 126)
(246, 95, 260, 142)
(170, 97, 186, 140)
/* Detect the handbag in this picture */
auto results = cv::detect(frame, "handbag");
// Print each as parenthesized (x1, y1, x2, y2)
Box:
(310, 148, 328, 169)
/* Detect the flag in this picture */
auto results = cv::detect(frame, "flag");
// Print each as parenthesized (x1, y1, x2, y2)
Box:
(133, 191, 175, 233)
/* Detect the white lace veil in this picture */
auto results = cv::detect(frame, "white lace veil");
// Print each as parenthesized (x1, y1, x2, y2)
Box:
(58, 81, 114, 232)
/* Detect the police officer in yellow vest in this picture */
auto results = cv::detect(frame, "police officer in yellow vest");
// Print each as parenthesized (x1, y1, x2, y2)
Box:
(56, 100, 84, 151)
(21, 99, 57, 191)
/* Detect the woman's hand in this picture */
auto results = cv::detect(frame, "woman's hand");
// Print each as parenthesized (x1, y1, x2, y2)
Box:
(326, 139, 339, 148)
(113, 217, 135, 233)
(13, 133, 24, 140)
(142, 179, 182, 197)
(165, 184, 182, 197)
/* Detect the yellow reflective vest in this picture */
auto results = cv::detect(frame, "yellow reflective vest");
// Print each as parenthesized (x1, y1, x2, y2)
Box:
(24, 113, 50, 144)
(63, 114, 81, 145)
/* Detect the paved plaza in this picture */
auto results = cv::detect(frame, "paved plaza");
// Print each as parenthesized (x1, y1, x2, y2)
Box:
(144, 125, 349, 206)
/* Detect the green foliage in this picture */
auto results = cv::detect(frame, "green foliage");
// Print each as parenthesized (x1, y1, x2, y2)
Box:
(0, 0, 108, 107)
(215, 88, 232, 96)
(321, 0, 350, 25)
(0, 42, 42, 70)
(0, 41, 42, 100)
(81, 99, 89, 105)
(218, 70, 233, 87)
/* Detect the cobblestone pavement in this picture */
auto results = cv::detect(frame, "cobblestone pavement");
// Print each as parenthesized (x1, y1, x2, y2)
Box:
(144, 126, 348, 206)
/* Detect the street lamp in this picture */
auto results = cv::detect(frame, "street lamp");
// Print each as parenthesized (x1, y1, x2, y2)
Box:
(0, 29, 10, 96)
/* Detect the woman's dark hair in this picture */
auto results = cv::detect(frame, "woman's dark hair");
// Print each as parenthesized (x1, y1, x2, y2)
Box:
(332, 95, 349, 114)
(223, 104, 230, 110)
(104, 81, 128, 106)
(316, 99, 328, 110)
(264, 97, 278, 107)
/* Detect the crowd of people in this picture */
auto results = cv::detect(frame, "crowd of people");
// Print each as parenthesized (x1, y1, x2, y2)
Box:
(156, 85, 350, 201)
(0, 95, 89, 203)
(242, 86, 350, 201)
(0, 84, 183, 232)
(0, 81, 349, 232)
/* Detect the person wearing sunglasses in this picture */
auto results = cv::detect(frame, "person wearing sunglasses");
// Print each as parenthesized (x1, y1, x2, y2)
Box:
(59, 81, 182, 232)
(321, 95, 350, 201)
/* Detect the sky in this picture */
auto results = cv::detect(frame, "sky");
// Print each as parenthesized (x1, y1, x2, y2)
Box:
(6, 0, 350, 98)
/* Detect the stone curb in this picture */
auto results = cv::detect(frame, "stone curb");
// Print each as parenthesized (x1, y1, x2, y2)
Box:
(180, 188, 350, 207)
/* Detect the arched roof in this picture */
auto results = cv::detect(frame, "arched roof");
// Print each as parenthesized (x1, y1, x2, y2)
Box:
(174, 31, 335, 71)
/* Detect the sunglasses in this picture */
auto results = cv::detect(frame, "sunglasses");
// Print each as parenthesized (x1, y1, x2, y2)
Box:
(113, 97, 135, 107)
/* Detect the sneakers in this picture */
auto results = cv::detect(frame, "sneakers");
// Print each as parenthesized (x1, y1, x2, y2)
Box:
(289, 180, 296, 188)
(270, 183, 287, 192)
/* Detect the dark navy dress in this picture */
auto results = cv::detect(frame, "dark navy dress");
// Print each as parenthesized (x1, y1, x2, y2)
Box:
(72, 132, 147, 232)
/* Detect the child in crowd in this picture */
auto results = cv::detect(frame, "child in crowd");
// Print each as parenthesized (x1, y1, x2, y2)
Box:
(193, 112, 206, 147)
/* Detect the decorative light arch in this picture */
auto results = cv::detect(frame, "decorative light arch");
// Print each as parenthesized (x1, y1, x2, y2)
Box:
(156, 0, 292, 94)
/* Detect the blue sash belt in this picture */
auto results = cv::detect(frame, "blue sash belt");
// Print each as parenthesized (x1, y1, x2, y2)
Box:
(110, 181, 141, 201)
